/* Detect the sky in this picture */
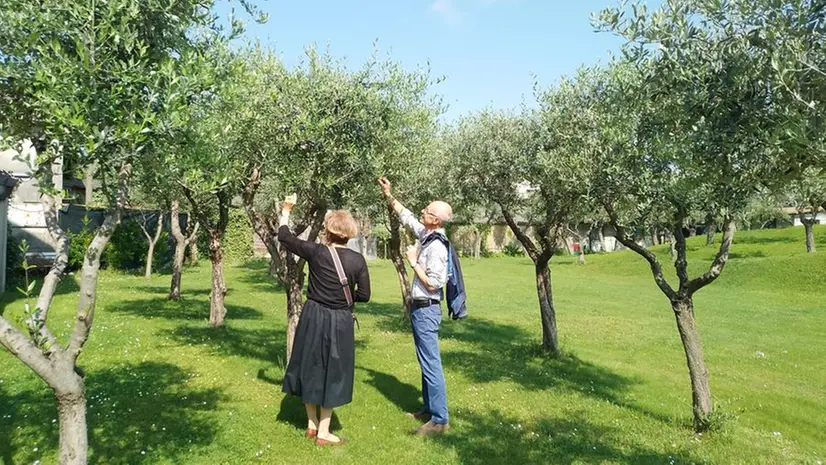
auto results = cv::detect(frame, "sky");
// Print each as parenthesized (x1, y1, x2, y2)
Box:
(213, 0, 629, 120)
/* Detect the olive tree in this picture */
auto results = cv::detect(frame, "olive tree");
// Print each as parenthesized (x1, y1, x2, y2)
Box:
(595, 0, 785, 431)
(781, 167, 826, 253)
(239, 47, 441, 359)
(0, 0, 232, 462)
(449, 108, 588, 356)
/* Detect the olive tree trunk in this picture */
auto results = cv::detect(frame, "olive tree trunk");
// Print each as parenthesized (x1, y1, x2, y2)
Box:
(502, 207, 560, 355)
(672, 297, 712, 430)
(802, 218, 816, 253)
(386, 202, 412, 318)
(139, 211, 164, 279)
(242, 166, 324, 362)
(168, 200, 199, 300)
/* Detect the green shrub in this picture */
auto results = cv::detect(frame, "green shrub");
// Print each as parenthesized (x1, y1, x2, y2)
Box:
(502, 239, 525, 257)
(195, 208, 254, 264)
(223, 208, 254, 264)
(67, 215, 95, 271)
(103, 219, 148, 271)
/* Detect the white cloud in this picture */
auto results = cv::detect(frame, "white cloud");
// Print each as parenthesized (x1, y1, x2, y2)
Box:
(429, 0, 463, 26)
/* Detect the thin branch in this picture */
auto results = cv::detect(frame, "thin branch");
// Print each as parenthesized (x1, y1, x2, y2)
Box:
(186, 221, 200, 245)
(500, 205, 540, 262)
(604, 201, 678, 301)
(30, 192, 66, 356)
(68, 162, 131, 362)
(672, 219, 690, 292)
(687, 217, 736, 294)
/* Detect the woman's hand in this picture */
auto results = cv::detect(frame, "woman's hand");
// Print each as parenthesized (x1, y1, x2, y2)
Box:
(282, 194, 297, 215)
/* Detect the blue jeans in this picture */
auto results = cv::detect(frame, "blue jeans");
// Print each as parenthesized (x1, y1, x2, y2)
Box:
(410, 304, 449, 424)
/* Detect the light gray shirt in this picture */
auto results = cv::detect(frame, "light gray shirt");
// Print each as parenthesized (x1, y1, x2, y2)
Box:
(399, 208, 448, 301)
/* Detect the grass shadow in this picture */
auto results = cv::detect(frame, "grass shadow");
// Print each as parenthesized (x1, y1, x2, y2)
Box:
(358, 306, 675, 426)
(735, 235, 798, 245)
(234, 260, 286, 292)
(0, 362, 223, 465)
(106, 297, 264, 321)
(433, 409, 702, 465)
(130, 285, 212, 297)
(358, 366, 421, 414)
(728, 250, 768, 260)
(164, 325, 285, 365)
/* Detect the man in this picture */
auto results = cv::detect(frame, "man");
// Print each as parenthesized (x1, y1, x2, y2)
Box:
(378, 176, 452, 436)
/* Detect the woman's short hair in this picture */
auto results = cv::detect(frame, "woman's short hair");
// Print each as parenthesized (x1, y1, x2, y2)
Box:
(324, 210, 358, 244)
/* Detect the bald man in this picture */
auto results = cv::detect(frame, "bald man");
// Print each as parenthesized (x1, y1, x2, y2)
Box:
(378, 176, 452, 436)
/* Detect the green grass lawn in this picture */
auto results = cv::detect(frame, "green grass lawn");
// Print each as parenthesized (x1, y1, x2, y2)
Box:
(1, 226, 825, 464)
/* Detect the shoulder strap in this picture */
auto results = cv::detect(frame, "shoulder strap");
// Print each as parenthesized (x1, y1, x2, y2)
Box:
(327, 246, 354, 308)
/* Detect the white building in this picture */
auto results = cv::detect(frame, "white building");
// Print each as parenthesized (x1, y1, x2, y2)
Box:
(782, 207, 826, 226)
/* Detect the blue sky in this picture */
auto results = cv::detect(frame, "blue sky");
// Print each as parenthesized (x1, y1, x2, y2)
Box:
(215, 0, 627, 120)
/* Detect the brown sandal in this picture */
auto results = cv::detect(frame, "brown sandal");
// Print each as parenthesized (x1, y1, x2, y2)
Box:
(315, 437, 348, 446)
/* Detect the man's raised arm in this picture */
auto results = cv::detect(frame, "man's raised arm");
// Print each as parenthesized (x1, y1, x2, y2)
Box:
(378, 176, 426, 238)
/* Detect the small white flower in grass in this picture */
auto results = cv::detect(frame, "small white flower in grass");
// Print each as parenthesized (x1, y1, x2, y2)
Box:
(32, 447, 38, 452)
(755, 351, 766, 358)
(33, 461, 41, 465)
(256, 451, 263, 457)
(141, 451, 146, 456)
(773, 431, 782, 437)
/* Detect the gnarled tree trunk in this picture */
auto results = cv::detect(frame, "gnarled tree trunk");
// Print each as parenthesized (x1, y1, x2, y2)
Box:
(187, 236, 199, 265)
(208, 231, 227, 327)
(168, 200, 199, 300)
(672, 297, 712, 431)
(502, 207, 560, 356)
(284, 267, 304, 358)
(0, 162, 131, 465)
(140, 212, 164, 279)
(57, 381, 87, 465)
(802, 218, 816, 253)
(535, 259, 559, 354)
(386, 203, 412, 319)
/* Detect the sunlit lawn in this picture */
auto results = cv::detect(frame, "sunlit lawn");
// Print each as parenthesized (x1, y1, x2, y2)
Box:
(1, 226, 825, 464)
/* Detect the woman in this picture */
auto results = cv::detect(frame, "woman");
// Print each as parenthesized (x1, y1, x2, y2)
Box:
(278, 197, 370, 446)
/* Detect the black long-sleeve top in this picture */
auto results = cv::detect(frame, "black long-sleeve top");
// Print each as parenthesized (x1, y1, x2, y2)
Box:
(277, 225, 371, 309)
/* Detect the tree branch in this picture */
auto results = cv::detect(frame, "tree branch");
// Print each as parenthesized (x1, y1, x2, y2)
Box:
(500, 205, 541, 262)
(186, 221, 200, 245)
(0, 315, 61, 387)
(241, 166, 286, 284)
(30, 192, 67, 356)
(687, 217, 736, 294)
(68, 162, 131, 362)
(604, 201, 678, 301)
(672, 214, 690, 293)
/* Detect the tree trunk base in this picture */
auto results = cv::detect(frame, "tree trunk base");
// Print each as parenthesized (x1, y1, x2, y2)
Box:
(535, 262, 559, 356)
(673, 298, 713, 432)
(57, 387, 88, 465)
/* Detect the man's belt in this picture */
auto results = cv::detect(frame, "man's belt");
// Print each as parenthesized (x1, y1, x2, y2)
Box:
(411, 298, 440, 309)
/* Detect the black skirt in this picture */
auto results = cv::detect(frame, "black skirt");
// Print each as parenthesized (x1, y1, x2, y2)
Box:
(282, 299, 355, 409)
